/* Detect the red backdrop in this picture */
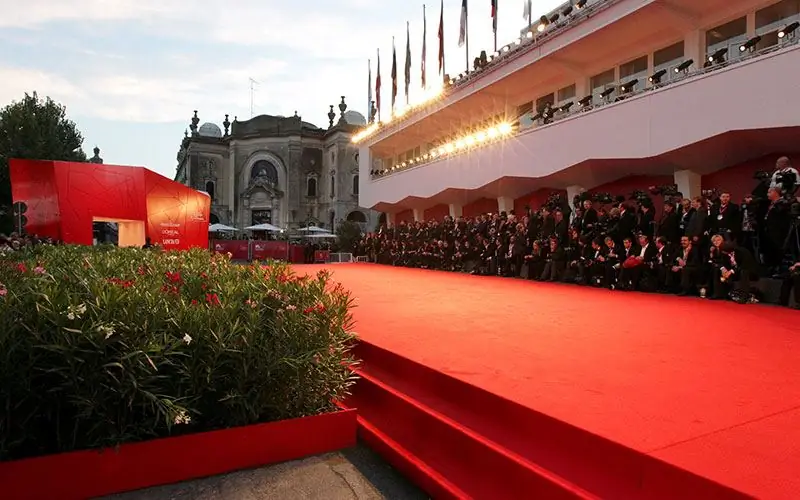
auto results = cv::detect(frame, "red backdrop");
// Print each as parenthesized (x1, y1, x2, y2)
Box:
(9, 159, 210, 250)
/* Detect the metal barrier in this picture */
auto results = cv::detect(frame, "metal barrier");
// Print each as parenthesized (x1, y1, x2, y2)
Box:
(355, 256, 369, 262)
(329, 253, 354, 263)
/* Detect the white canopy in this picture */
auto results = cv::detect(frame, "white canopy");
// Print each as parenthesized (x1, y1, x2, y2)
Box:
(244, 223, 283, 232)
(296, 225, 329, 233)
(208, 223, 238, 232)
(304, 232, 337, 239)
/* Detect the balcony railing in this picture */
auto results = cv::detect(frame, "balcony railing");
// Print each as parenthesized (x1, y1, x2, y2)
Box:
(370, 36, 799, 180)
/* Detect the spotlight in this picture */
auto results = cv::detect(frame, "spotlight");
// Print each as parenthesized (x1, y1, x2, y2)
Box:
(498, 122, 513, 134)
(549, 13, 560, 24)
(778, 21, 799, 38)
(620, 79, 638, 93)
(674, 59, 693, 73)
(648, 68, 667, 84)
(600, 87, 615, 99)
(526, 31, 534, 39)
(559, 101, 574, 112)
(537, 15, 549, 32)
(575, 0, 587, 8)
(708, 47, 727, 64)
(578, 95, 593, 107)
(562, 5, 573, 16)
(739, 35, 761, 52)
(503, 45, 511, 52)
(531, 112, 543, 121)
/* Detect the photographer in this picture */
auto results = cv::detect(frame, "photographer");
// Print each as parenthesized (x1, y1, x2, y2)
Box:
(761, 187, 791, 271)
(657, 201, 681, 244)
(685, 197, 708, 246)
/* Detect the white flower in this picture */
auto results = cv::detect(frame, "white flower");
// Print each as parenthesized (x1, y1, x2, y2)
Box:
(286, 304, 297, 311)
(65, 303, 87, 320)
(174, 410, 191, 425)
(97, 324, 115, 339)
(182, 333, 192, 345)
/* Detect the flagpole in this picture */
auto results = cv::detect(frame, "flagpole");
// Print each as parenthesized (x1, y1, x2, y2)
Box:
(377, 48, 381, 123)
(494, 1, 498, 53)
(423, 4, 426, 90)
(465, 1, 470, 73)
(440, 0, 446, 84)
(528, 0, 532, 31)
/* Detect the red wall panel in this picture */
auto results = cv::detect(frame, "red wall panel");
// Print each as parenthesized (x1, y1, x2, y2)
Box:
(423, 204, 449, 221)
(396, 209, 415, 224)
(701, 154, 796, 202)
(514, 189, 567, 214)
(9, 159, 209, 250)
(463, 198, 498, 218)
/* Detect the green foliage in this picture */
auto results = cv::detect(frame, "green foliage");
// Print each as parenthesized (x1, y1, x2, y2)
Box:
(0, 92, 88, 233)
(0, 246, 358, 460)
(335, 221, 363, 253)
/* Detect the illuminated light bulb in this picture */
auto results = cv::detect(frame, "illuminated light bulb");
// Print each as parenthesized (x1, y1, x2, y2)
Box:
(401, 162, 406, 168)
(429, 151, 437, 158)
(537, 24, 546, 32)
(465, 135, 476, 146)
(438, 147, 446, 155)
(476, 131, 487, 141)
(498, 122, 513, 134)
(445, 143, 455, 153)
(455, 139, 465, 149)
(487, 127, 498, 138)
(526, 31, 534, 38)
(408, 159, 415, 165)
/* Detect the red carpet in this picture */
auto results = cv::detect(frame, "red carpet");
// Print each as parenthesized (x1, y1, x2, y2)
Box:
(297, 263, 800, 499)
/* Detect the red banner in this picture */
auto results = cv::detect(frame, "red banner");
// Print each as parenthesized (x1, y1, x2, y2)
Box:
(252, 241, 289, 261)
(314, 250, 330, 262)
(211, 240, 250, 260)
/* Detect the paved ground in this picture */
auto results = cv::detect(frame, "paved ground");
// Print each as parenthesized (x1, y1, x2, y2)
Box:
(105, 445, 427, 500)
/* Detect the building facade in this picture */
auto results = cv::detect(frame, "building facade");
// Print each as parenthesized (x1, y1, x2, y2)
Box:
(174, 98, 378, 232)
(356, 0, 800, 220)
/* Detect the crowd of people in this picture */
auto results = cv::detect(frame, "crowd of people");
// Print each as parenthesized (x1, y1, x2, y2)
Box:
(0, 232, 59, 253)
(357, 157, 800, 308)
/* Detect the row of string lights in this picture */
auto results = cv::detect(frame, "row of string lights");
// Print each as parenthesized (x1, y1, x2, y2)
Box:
(353, 0, 595, 145)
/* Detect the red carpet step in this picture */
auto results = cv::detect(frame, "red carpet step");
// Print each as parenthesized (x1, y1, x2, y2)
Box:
(345, 342, 751, 500)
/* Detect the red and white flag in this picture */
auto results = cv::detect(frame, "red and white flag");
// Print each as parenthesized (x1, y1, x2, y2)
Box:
(458, 0, 468, 47)
(421, 4, 427, 89)
(438, 0, 445, 76)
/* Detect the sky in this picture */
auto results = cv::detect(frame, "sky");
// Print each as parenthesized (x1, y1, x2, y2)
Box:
(0, 0, 565, 179)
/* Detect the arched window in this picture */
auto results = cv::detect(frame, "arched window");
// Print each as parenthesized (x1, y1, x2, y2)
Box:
(346, 211, 367, 223)
(352, 175, 359, 195)
(307, 177, 317, 197)
(330, 173, 336, 198)
(205, 181, 215, 201)
(250, 160, 279, 185)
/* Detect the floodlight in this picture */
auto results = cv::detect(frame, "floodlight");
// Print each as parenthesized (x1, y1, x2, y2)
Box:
(739, 35, 761, 52)
(778, 21, 799, 38)
(708, 47, 727, 64)
(674, 59, 693, 73)
(648, 69, 666, 84)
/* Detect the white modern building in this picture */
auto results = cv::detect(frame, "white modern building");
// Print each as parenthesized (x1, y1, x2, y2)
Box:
(356, 0, 800, 222)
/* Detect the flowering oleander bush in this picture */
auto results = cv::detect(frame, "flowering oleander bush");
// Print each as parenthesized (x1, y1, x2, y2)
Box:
(0, 246, 358, 461)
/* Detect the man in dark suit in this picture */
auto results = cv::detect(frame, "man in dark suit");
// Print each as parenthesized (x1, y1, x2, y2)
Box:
(657, 202, 681, 245)
(619, 234, 657, 290)
(685, 197, 708, 246)
(779, 261, 800, 309)
(709, 191, 741, 242)
(713, 240, 759, 302)
(669, 235, 703, 295)
(617, 203, 638, 241)
(761, 187, 791, 270)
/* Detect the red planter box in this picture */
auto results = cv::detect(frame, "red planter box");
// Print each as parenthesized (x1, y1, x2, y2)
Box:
(0, 408, 357, 500)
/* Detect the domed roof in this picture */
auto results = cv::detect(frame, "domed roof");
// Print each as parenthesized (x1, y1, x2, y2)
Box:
(198, 122, 222, 138)
(344, 110, 366, 125)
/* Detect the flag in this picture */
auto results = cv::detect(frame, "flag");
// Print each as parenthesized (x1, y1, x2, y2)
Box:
(438, 0, 445, 76)
(491, 0, 497, 33)
(391, 38, 397, 111)
(422, 5, 427, 89)
(367, 59, 373, 123)
(458, 0, 468, 47)
(376, 49, 382, 120)
(523, 0, 531, 21)
(405, 22, 411, 103)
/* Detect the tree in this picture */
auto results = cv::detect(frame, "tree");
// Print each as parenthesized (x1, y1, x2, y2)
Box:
(335, 220, 363, 253)
(0, 92, 87, 233)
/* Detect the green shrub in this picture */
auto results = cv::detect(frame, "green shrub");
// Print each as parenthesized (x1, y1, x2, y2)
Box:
(0, 246, 358, 461)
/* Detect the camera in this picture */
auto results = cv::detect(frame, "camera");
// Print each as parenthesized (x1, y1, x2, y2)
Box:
(592, 192, 614, 204)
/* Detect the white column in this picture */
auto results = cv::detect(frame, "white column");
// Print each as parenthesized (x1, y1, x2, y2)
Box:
(412, 208, 424, 222)
(566, 185, 585, 222)
(497, 196, 514, 214)
(449, 203, 463, 218)
(386, 212, 396, 227)
(684, 29, 704, 69)
(674, 170, 701, 200)
(575, 77, 589, 99)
